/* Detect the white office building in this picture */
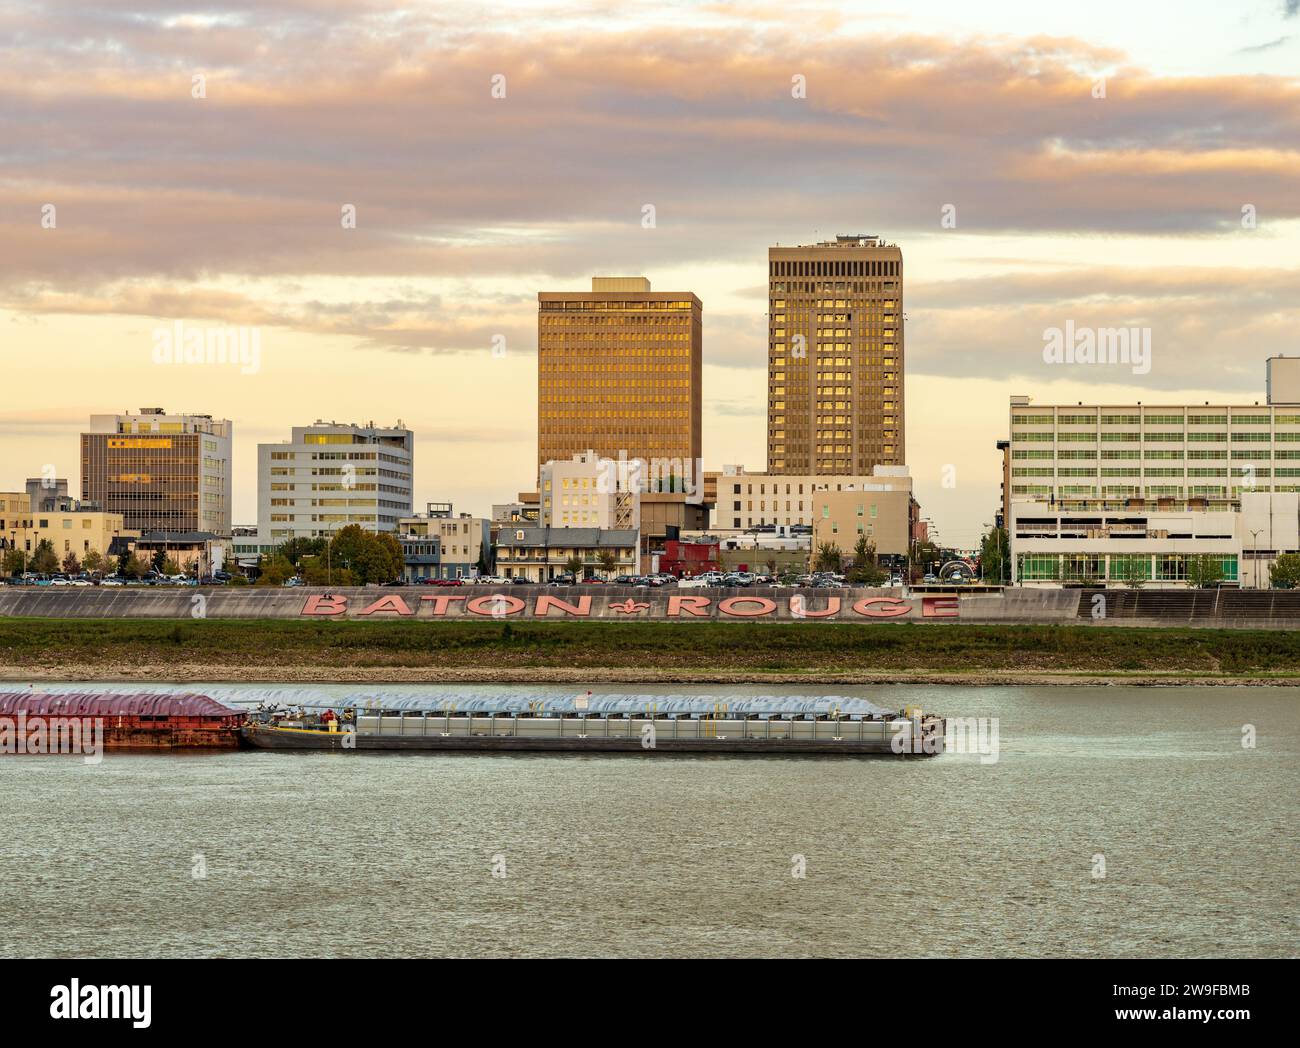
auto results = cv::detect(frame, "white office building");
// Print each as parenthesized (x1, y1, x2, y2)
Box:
(257, 421, 413, 542)
(1005, 359, 1300, 587)
(706, 464, 901, 531)
(539, 449, 640, 530)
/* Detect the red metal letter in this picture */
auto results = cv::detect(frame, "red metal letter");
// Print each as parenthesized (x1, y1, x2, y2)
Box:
(535, 594, 592, 617)
(790, 595, 841, 618)
(467, 594, 526, 616)
(852, 597, 911, 618)
(356, 595, 413, 617)
(303, 594, 348, 616)
(719, 596, 777, 617)
(667, 595, 711, 617)
(922, 596, 960, 618)
(419, 594, 466, 616)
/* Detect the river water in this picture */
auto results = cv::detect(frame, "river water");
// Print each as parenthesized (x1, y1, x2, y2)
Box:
(0, 683, 1295, 958)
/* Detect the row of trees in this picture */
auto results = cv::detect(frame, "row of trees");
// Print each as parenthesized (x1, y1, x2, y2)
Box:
(561, 550, 621, 577)
(813, 535, 889, 586)
(254, 525, 405, 586)
(3, 541, 183, 579)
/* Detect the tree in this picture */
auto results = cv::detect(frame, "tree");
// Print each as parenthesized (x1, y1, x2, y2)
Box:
(912, 539, 941, 579)
(83, 549, 105, 574)
(122, 553, 152, 579)
(2, 548, 24, 576)
(813, 542, 842, 573)
(373, 531, 406, 583)
(564, 555, 583, 576)
(308, 526, 404, 586)
(151, 548, 168, 574)
(979, 527, 1010, 585)
(1270, 553, 1300, 589)
(598, 549, 618, 578)
(1112, 556, 1147, 589)
(847, 535, 887, 586)
(276, 536, 327, 566)
(61, 551, 81, 575)
(300, 555, 352, 587)
(31, 540, 59, 574)
(1187, 554, 1225, 589)
(256, 554, 296, 586)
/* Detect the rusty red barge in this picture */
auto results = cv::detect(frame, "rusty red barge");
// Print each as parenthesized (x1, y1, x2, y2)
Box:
(0, 692, 244, 751)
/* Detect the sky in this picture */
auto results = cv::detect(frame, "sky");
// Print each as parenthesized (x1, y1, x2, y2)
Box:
(2, 1, 1299, 549)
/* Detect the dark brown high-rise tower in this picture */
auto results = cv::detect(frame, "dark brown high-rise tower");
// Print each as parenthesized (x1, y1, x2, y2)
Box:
(767, 236, 903, 475)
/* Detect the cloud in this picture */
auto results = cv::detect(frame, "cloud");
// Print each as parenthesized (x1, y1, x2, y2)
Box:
(2, 14, 1298, 305)
(0, 2, 1297, 398)
(1238, 36, 1292, 53)
(908, 264, 1300, 392)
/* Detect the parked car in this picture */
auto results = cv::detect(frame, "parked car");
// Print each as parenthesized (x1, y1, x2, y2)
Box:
(923, 573, 938, 583)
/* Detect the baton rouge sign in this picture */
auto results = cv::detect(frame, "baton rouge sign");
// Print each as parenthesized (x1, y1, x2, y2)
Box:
(300, 591, 960, 621)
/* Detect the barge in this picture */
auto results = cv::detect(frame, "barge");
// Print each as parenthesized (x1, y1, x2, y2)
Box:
(241, 694, 946, 756)
(0, 691, 244, 751)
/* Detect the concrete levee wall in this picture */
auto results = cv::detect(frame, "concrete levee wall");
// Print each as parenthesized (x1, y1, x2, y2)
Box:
(0, 585, 1296, 627)
(0, 585, 1078, 623)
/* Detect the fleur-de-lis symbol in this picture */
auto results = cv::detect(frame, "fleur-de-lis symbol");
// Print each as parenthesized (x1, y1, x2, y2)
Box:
(608, 598, 650, 614)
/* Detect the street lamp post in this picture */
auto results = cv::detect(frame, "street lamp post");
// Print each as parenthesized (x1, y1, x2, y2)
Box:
(1250, 529, 1262, 590)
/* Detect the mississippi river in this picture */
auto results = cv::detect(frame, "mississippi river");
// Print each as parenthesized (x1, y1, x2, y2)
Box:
(0, 683, 1295, 958)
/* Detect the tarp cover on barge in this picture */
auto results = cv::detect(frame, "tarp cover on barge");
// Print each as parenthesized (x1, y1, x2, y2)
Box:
(0, 692, 243, 718)
(313, 693, 897, 720)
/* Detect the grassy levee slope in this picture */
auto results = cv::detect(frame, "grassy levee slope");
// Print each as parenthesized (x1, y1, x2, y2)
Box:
(3, 618, 1300, 680)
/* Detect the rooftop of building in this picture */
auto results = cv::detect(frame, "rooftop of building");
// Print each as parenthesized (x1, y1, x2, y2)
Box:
(770, 234, 899, 252)
(496, 527, 638, 548)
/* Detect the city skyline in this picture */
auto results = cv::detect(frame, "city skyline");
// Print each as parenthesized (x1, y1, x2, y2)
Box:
(4, 1, 1300, 548)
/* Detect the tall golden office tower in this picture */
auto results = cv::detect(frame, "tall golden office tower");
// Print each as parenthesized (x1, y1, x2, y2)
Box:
(537, 277, 702, 471)
(767, 236, 904, 475)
